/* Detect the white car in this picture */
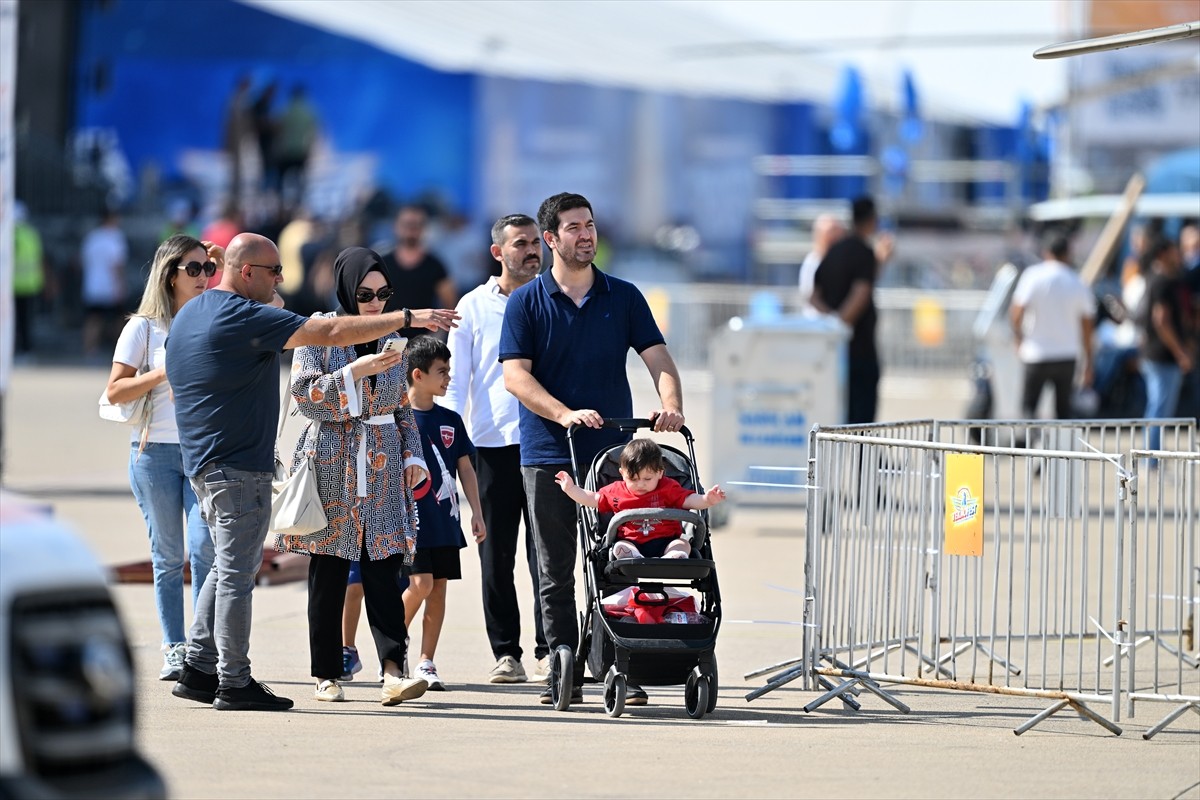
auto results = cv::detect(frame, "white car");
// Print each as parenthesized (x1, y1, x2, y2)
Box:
(0, 492, 165, 799)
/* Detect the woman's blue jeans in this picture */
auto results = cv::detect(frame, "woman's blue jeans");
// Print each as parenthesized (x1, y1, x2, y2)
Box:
(1140, 358, 1184, 453)
(129, 442, 215, 646)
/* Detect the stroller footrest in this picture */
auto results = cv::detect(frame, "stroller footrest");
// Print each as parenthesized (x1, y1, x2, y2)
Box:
(605, 557, 714, 580)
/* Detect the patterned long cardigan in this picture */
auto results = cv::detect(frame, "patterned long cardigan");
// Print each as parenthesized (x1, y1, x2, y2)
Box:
(275, 316, 424, 564)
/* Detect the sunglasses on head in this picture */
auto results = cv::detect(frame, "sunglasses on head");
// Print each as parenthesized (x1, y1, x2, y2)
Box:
(355, 287, 394, 303)
(177, 260, 217, 278)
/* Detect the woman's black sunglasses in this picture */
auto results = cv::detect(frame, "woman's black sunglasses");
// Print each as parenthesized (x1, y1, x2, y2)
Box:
(177, 260, 217, 278)
(355, 287, 394, 303)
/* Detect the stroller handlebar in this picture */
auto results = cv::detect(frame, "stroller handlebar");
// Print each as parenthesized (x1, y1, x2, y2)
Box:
(567, 417, 693, 439)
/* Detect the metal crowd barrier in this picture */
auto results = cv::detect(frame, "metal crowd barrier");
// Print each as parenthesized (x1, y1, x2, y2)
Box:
(746, 418, 1198, 738)
(1125, 448, 1199, 740)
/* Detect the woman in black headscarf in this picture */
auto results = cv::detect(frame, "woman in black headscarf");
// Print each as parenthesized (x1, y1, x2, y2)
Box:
(276, 246, 431, 706)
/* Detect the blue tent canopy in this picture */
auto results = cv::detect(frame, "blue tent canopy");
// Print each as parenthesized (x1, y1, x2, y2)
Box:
(1144, 148, 1200, 195)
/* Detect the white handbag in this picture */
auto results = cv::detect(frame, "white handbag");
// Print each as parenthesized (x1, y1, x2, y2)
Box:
(270, 448, 327, 536)
(269, 346, 330, 537)
(98, 317, 153, 426)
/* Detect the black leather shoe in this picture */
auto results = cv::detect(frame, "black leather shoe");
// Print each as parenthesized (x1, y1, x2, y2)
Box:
(213, 679, 294, 711)
(172, 663, 219, 704)
(626, 684, 649, 706)
(538, 684, 583, 705)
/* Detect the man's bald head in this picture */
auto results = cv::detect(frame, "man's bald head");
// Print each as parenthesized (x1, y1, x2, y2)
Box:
(223, 232, 281, 303)
(224, 233, 273, 271)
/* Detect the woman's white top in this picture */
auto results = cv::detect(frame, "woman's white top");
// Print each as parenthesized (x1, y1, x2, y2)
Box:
(112, 316, 179, 444)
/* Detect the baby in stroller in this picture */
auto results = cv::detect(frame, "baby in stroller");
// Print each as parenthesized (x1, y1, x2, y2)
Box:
(542, 422, 722, 717)
(555, 438, 726, 559)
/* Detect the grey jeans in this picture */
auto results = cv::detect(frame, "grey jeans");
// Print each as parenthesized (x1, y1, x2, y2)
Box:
(521, 464, 580, 666)
(188, 463, 273, 689)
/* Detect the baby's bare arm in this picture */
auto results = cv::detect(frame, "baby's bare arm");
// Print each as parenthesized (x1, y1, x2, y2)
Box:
(555, 471, 600, 508)
(683, 485, 727, 510)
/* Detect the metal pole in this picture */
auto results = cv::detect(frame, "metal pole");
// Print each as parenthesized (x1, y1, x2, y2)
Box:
(1032, 20, 1200, 59)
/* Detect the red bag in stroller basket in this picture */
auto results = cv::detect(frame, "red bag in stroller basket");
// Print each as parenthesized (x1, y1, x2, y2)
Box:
(603, 587, 697, 624)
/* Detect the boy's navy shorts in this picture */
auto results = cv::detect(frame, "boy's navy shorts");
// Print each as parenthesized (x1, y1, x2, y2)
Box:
(409, 546, 462, 580)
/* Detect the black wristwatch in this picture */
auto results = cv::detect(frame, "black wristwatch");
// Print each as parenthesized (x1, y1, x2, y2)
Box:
(403, 307, 412, 328)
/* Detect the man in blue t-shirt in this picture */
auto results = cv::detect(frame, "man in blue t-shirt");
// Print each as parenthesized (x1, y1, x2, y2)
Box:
(499, 192, 685, 706)
(165, 232, 458, 712)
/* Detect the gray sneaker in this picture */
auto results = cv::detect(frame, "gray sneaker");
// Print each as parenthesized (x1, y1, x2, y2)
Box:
(530, 656, 551, 684)
(488, 655, 528, 684)
(159, 643, 187, 681)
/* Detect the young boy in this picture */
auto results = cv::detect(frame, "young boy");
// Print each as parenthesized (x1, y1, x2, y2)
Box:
(403, 336, 486, 690)
(555, 438, 726, 559)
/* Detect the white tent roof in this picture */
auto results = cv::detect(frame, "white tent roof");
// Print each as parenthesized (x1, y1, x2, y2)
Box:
(241, 0, 1056, 124)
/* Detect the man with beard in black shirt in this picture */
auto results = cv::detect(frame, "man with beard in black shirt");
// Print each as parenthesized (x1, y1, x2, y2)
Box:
(382, 204, 459, 338)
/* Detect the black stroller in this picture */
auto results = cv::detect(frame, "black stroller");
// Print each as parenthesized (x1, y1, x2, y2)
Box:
(547, 419, 722, 718)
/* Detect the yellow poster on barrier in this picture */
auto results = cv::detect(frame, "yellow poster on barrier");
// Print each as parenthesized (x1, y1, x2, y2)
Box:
(945, 453, 983, 556)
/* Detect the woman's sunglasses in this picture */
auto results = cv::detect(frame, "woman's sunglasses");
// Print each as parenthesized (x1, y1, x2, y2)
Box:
(177, 260, 217, 278)
(355, 287, 394, 303)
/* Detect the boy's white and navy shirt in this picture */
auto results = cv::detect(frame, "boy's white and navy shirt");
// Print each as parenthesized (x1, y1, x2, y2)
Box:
(441, 276, 520, 448)
(411, 404, 475, 550)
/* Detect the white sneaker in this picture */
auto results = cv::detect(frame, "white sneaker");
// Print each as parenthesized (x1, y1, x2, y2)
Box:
(416, 660, 445, 691)
(488, 655, 528, 684)
(314, 679, 345, 702)
(531, 656, 551, 684)
(159, 643, 187, 681)
(381, 673, 428, 706)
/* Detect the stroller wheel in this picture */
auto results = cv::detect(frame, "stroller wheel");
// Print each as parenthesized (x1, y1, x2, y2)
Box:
(550, 645, 574, 712)
(685, 667, 709, 720)
(604, 667, 626, 718)
(705, 656, 719, 714)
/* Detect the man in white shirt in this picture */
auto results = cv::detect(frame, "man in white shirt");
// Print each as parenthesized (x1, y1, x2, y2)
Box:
(798, 214, 845, 310)
(1009, 236, 1096, 420)
(81, 208, 129, 358)
(442, 213, 547, 684)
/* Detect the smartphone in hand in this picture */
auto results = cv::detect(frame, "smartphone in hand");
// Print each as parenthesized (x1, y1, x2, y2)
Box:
(381, 337, 408, 354)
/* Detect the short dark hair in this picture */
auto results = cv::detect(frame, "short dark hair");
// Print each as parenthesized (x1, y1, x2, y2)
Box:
(851, 196, 877, 227)
(491, 213, 537, 246)
(1044, 235, 1071, 262)
(537, 193, 592, 237)
(406, 335, 452, 384)
(1141, 235, 1177, 271)
(396, 204, 428, 222)
(619, 438, 665, 477)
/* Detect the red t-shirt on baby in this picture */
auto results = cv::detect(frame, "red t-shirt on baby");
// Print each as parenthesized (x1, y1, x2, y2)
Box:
(597, 476, 694, 543)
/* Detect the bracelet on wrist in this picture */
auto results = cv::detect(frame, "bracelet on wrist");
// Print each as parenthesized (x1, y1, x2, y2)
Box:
(403, 307, 412, 328)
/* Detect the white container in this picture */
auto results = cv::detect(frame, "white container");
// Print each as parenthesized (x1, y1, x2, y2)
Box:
(710, 314, 848, 512)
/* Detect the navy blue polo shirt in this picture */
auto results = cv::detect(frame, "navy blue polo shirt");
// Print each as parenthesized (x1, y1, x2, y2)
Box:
(499, 267, 665, 468)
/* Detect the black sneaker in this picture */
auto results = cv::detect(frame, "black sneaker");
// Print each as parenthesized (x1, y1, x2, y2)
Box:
(213, 679, 294, 711)
(172, 663, 219, 704)
(626, 684, 649, 706)
(538, 684, 584, 705)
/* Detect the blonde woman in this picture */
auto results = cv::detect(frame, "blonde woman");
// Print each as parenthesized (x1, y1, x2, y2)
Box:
(105, 234, 218, 681)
